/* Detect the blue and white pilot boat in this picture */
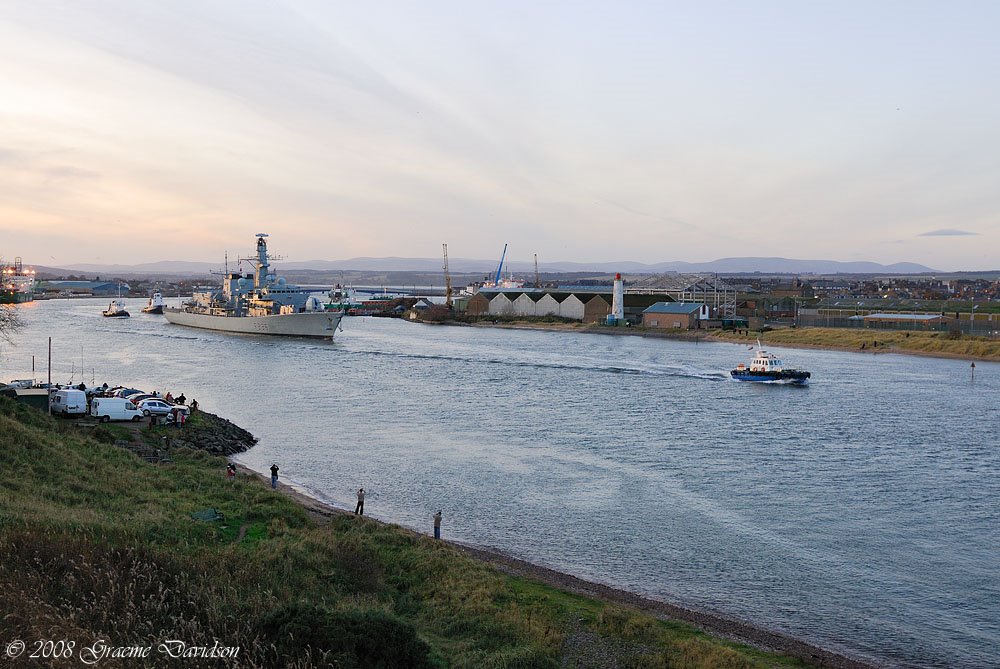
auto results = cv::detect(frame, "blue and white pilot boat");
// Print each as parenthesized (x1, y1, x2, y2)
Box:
(731, 344, 810, 385)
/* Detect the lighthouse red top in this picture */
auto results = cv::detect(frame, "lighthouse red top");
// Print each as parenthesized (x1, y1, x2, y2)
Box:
(615, 273, 621, 280)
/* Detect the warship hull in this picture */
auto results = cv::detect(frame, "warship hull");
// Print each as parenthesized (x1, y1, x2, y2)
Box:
(163, 308, 342, 339)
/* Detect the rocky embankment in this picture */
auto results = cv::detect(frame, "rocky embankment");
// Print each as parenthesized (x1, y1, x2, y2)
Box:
(169, 410, 257, 455)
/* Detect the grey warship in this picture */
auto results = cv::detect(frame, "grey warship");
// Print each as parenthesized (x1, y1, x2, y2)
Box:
(163, 233, 343, 339)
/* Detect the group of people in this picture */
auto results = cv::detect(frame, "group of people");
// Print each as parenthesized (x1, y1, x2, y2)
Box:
(265, 467, 443, 538)
(163, 391, 186, 404)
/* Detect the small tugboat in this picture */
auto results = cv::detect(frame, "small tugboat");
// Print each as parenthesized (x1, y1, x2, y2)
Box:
(102, 283, 130, 318)
(141, 291, 165, 314)
(102, 298, 130, 318)
(731, 343, 810, 385)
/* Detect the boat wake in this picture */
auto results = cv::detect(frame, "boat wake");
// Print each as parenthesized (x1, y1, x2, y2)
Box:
(348, 348, 728, 381)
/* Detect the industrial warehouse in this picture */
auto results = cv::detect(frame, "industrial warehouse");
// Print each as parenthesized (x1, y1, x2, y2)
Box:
(462, 273, 738, 330)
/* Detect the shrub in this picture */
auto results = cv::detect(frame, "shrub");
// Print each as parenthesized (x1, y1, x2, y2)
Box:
(332, 536, 385, 594)
(260, 604, 435, 668)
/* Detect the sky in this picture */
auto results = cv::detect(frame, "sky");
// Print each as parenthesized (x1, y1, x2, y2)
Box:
(1, 1, 998, 271)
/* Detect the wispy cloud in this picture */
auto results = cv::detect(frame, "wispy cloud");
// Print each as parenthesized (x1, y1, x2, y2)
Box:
(3, 2, 1000, 269)
(918, 229, 979, 237)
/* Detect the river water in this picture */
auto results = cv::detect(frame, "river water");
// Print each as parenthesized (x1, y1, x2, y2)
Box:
(5, 298, 999, 668)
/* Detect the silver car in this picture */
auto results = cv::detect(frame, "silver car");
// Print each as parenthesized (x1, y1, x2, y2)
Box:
(136, 398, 190, 417)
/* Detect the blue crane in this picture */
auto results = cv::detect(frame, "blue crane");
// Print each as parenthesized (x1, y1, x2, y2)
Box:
(493, 244, 508, 285)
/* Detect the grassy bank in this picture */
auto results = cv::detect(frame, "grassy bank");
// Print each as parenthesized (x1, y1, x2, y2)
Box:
(708, 327, 1000, 360)
(460, 317, 1000, 361)
(0, 397, 820, 668)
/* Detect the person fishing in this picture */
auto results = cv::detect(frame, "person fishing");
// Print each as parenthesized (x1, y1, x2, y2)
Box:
(355, 487, 365, 515)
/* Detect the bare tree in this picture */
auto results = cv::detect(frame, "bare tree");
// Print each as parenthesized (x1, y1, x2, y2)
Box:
(0, 257, 24, 342)
(0, 303, 22, 343)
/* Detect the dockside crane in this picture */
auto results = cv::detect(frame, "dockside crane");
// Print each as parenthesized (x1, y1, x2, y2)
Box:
(534, 253, 540, 288)
(442, 243, 453, 309)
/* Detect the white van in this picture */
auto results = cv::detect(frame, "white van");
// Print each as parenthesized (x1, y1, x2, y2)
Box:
(90, 397, 143, 422)
(50, 389, 88, 416)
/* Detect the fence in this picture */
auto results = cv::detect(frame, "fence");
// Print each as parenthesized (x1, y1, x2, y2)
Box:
(793, 313, 999, 338)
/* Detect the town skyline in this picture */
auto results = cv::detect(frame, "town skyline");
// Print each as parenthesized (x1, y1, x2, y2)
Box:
(2, 2, 998, 271)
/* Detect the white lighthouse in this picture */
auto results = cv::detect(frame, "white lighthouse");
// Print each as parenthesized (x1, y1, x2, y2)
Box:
(608, 272, 625, 325)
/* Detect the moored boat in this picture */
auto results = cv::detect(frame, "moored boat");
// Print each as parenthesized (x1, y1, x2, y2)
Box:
(1, 257, 36, 303)
(162, 233, 343, 339)
(324, 285, 363, 313)
(731, 344, 810, 385)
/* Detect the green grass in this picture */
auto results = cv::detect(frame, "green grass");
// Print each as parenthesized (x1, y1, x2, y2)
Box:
(711, 327, 1000, 360)
(0, 397, 811, 668)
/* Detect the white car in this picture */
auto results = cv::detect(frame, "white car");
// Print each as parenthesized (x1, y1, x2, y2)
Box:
(136, 398, 190, 417)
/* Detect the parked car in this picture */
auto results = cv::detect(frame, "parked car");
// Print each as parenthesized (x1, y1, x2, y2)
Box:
(126, 393, 158, 405)
(114, 388, 143, 398)
(90, 397, 143, 422)
(136, 398, 189, 417)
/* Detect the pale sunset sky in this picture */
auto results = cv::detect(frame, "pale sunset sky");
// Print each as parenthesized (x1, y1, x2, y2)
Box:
(1, 1, 998, 270)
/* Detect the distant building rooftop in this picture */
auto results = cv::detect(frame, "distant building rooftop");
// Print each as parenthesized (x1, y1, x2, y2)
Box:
(554, 285, 612, 293)
(43, 280, 128, 290)
(642, 302, 704, 315)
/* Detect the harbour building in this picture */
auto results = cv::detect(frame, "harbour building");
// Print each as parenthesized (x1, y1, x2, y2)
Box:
(464, 273, 735, 326)
(39, 280, 129, 297)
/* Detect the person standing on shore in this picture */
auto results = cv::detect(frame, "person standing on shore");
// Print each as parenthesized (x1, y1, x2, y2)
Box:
(433, 510, 442, 539)
(355, 487, 365, 515)
(270, 463, 279, 489)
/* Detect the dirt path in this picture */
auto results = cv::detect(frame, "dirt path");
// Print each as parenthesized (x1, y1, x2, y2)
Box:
(235, 464, 880, 669)
(234, 523, 249, 543)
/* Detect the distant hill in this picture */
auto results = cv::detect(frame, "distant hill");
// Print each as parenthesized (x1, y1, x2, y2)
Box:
(57, 256, 937, 276)
(646, 257, 937, 274)
(59, 261, 220, 275)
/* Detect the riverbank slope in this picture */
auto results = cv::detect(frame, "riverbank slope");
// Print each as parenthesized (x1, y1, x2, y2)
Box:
(462, 319, 1000, 362)
(0, 398, 868, 668)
